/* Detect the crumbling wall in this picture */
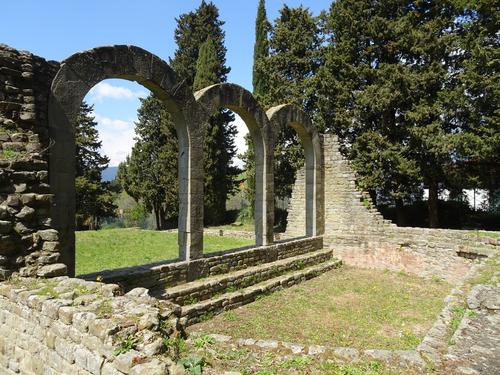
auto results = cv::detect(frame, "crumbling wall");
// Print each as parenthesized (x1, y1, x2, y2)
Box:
(0, 44, 66, 279)
(286, 134, 498, 282)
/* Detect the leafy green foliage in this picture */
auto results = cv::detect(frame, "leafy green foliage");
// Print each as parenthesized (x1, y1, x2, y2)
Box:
(75, 102, 116, 229)
(114, 335, 139, 356)
(173, 1, 238, 225)
(178, 355, 207, 375)
(117, 95, 178, 230)
(252, 0, 270, 98)
(193, 335, 216, 349)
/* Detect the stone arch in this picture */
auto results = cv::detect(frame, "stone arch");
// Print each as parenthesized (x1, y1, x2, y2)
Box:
(194, 83, 274, 246)
(48, 45, 206, 276)
(267, 104, 324, 237)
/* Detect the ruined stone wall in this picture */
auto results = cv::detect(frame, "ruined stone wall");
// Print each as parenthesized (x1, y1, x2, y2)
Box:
(82, 236, 323, 293)
(283, 167, 306, 238)
(0, 276, 184, 375)
(0, 44, 66, 280)
(286, 134, 498, 282)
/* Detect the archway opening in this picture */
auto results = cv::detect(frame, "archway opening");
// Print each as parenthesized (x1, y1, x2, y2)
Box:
(74, 79, 185, 276)
(273, 125, 306, 239)
(201, 108, 257, 254)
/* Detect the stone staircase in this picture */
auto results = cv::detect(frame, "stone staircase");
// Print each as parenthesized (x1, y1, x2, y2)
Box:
(155, 248, 342, 325)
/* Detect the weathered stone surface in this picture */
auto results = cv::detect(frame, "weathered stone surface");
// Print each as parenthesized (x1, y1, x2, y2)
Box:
(37, 263, 67, 277)
(0, 220, 13, 234)
(15, 206, 35, 220)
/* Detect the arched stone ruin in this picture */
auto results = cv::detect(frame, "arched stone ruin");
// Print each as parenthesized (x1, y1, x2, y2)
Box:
(0, 44, 498, 375)
(0, 44, 325, 280)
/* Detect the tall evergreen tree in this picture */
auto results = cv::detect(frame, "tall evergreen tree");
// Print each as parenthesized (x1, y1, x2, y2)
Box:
(242, 0, 270, 218)
(258, 5, 325, 199)
(75, 102, 116, 229)
(252, 0, 270, 98)
(171, 1, 237, 225)
(318, 0, 458, 226)
(117, 95, 178, 230)
(193, 36, 239, 224)
(448, 0, 500, 212)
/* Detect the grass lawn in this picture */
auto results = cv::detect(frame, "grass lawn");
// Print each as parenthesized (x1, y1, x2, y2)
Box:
(189, 266, 451, 350)
(75, 228, 254, 276)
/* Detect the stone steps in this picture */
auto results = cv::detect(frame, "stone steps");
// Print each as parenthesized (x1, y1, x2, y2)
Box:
(180, 258, 342, 325)
(159, 248, 334, 305)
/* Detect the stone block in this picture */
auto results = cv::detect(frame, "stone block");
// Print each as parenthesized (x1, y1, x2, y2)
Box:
(37, 263, 67, 278)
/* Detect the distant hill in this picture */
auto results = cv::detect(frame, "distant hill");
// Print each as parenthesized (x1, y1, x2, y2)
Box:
(102, 166, 118, 182)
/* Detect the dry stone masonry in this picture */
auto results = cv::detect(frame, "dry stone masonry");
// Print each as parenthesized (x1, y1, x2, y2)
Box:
(0, 44, 66, 280)
(286, 134, 499, 283)
(1, 41, 499, 375)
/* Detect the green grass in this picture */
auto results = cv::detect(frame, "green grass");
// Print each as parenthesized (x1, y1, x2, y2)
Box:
(207, 222, 255, 232)
(189, 267, 451, 350)
(75, 228, 254, 276)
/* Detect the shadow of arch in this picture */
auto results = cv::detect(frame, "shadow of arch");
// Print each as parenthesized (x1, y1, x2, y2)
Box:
(49, 45, 206, 276)
(194, 83, 274, 246)
(267, 104, 324, 237)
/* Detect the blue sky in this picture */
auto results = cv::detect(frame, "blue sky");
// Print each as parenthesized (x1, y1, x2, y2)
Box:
(2, 0, 331, 166)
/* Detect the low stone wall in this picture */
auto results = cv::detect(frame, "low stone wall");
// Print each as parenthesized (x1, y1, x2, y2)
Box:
(82, 237, 323, 293)
(0, 44, 66, 280)
(0, 276, 185, 374)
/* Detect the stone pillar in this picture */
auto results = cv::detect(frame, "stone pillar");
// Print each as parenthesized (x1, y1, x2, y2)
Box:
(0, 44, 66, 279)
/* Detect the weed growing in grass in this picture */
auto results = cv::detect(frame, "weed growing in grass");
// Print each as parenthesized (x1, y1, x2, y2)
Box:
(401, 330, 420, 347)
(295, 260, 305, 270)
(449, 305, 466, 333)
(225, 285, 237, 293)
(319, 361, 387, 375)
(223, 311, 238, 321)
(185, 296, 199, 305)
(114, 335, 139, 356)
(178, 355, 207, 375)
(255, 370, 274, 375)
(163, 336, 187, 360)
(0, 149, 26, 160)
(260, 352, 275, 367)
(193, 335, 215, 349)
(467, 310, 478, 318)
(198, 312, 215, 322)
(279, 356, 312, 369)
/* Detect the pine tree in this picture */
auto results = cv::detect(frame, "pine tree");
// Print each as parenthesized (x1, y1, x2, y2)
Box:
(117, 95, 178, 230)
(172, 1, 237, 225)
(75, 102, 116, 229)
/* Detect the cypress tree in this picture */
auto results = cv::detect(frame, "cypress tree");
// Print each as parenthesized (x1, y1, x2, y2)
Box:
(171, 1, 237, 225)
(252, 0, 269, 98)
(258, 5, 324, 200)
(242, 0, 270, 219)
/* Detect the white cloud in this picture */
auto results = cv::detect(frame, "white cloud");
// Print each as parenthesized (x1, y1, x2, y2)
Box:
(93, 113, 136, 166)
(88, 82, 147, 102)
(232, 113, 248, 168)
(91, 111, 251, 168)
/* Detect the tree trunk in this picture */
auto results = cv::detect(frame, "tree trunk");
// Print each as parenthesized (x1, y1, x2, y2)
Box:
(154, 207, 161, 230)
(395, 199, 406, 226)
(428, 179, 439, 228)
